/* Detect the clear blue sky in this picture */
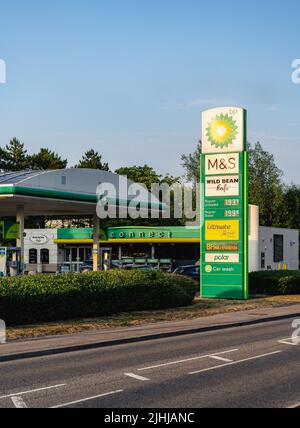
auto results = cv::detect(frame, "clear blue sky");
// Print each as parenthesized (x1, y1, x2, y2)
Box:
(0, 0, 299, 183)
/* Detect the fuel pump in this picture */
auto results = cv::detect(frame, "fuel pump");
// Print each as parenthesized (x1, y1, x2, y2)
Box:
(102, 248, 112, 271)
(6, 248, 22, 276)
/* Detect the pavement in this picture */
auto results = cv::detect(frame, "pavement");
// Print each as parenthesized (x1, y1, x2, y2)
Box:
(0, 315, 299, 408)
(1, 303, 300, 363)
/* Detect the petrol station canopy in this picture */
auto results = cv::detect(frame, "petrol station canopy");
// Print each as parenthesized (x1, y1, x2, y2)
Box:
(0, 169, 164, 217)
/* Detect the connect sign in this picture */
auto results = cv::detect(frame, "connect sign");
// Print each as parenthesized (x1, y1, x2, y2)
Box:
(200, 107, 249, 300)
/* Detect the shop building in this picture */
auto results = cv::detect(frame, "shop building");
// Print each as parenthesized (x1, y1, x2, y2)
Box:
(23, 222, 299, 274)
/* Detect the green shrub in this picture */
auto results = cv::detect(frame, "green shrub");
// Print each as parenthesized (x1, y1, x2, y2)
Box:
(250, 270, 300, 295)
(0, 270, 196, 326)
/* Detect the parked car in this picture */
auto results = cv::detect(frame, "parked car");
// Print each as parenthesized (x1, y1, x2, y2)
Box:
(173, 265, 200, 282)
(79, 260, 93, 272)
(122, 264, 157, 270)
(80, 261, 102, 272)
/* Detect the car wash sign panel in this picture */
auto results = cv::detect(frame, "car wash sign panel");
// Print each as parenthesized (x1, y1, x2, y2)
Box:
(200, 107, 249, 300)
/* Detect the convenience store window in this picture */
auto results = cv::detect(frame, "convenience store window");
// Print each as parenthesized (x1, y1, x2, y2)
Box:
(41, 249, 50, 264)
(29, 249, 38, 264)
(273, 235, 284, 263)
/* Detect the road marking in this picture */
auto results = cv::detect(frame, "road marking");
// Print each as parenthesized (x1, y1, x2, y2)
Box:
(209, 355, 233, 362)
(138, 349, 239, 371)
(278, 338, 299, 346)
(50, 390, 123, 409)
(0, 384, 66, 400)
(189, 351, 283, 375)
(11, 397, 28, 408)
(288, 402, 300, 409)
(124, 373, 150, 381)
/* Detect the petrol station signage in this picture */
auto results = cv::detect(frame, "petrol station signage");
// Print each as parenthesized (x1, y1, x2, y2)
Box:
(200, 107, 249, 300)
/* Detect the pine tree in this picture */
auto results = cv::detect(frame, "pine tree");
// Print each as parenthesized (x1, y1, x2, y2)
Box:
(0, 138, 29, 171)
(29, 148, 68, 170)
(76, 149, 109, 171)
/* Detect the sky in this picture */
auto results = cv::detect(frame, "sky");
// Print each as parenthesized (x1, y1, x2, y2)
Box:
(0, 0, 299, 183)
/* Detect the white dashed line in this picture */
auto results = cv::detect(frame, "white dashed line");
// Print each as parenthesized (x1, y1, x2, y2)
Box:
(11, 397, 28, 408)
(288, 402, 300, 409)
(50, 390, 124, 408)
(138, 349, 239, 371)
(278, 338, 299, 346)
(209, 355, 233, 362)
(124, 373, 150, 381)
(189, 351, 283, 375)
(0, 384, 66, 400)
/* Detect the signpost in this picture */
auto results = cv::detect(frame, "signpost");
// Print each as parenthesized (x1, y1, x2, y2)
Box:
(0, 247, 7, 277)
(200, 107, 249, 300)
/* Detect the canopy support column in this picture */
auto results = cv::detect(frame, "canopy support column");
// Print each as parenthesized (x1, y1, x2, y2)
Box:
(93, 215, 100, 272)
(16, 205, 25, 274)
(151, 244, 155, 259)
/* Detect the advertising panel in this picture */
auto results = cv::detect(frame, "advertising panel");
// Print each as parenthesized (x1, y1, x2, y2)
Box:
(200, 107, 249, 300)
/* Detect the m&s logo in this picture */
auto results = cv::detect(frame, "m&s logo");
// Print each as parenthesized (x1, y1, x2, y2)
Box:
(0, 59, 6, 84)
(205, 153, 239, 176)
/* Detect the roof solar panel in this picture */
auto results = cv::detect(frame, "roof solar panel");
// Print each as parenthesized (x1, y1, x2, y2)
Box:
(0, 171, 39, 184)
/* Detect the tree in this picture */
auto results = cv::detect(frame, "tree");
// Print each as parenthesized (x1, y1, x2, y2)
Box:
(113, 165, 182, 227)
(280, 185, 300, 230)
(76, 149, 109, 171)
(115, 165, 180, 190)
(29, 148, 68, 170)
(181, 141, 202, 184)
(0, 138, 30, 171)
(248, 142, 284, 226)
(181, 141, 285, 227)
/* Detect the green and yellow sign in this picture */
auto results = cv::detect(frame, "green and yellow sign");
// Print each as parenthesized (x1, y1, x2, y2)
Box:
(200, 107, 249, 300)
(0, 221, 20, 241)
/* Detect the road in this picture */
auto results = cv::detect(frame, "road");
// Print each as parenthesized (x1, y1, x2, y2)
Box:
(0, 318, 299, 408)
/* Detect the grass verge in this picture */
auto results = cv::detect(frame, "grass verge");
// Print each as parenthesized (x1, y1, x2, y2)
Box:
(6, 295, 300, 341)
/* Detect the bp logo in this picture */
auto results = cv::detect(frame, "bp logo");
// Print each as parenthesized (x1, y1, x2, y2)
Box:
(206, 113, 238, 149)
(205, 265, 213, 273)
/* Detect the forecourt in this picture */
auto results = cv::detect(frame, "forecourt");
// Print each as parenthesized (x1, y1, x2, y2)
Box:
(0, 169, 164, 273)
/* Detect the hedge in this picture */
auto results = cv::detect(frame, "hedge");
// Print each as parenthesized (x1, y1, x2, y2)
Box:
(0, 270, 196, 326)
(250, 270, 300, 295)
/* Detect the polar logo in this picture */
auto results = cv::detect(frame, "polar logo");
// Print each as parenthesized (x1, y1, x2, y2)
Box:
(0, 320, 6, 344)
(205, 253, 239, 264)
(291, 59, 300, 84)
(0, 59, 6, 84)
(214, 255, 230, 262)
